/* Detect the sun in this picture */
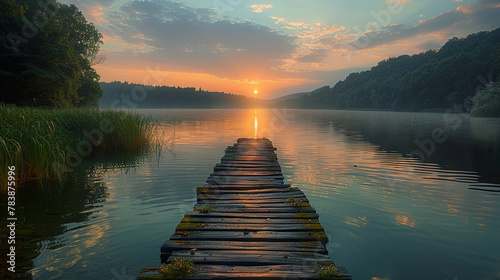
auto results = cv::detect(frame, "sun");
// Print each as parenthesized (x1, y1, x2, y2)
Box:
(254, 90, 258, 95)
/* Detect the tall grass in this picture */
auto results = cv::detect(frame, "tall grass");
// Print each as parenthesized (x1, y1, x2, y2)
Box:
(0, 104, 159, 190)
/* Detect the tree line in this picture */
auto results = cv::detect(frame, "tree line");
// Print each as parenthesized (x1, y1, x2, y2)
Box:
(273, 27, 500, 115)
(0, 0, 103, 108)
(99, 81, 261, 109)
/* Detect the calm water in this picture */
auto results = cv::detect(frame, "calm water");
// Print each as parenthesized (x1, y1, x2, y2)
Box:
(1, 109, 500, 280)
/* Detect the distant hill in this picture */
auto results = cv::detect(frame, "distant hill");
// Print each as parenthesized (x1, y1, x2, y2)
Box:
(270, 91, 311, 102)
(273, 27, 500, 112)
(99, 81, 263, 109)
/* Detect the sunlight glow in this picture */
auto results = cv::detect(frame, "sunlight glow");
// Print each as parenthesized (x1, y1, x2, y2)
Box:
(254, 115, 258, 139)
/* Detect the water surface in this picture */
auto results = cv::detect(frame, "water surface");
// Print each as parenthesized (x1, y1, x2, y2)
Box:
(1, 109, 499, 280)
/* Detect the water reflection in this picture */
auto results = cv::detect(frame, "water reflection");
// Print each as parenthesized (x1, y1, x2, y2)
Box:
(2, 109, 499, 280)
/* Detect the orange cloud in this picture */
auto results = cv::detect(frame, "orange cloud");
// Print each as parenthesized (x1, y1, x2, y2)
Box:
(85, 4, 113, 23)
(250, 4, 273, 13)
(385, 0, 409, 4)
(457, 5, 473, 14)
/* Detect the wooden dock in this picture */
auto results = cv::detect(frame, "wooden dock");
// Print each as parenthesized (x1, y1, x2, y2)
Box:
(138, 138, 351, 279)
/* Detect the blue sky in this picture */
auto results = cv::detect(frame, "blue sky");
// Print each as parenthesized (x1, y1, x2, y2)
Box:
(60, 0, 500, 98)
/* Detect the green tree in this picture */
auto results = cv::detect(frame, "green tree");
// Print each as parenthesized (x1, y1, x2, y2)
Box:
(0, 0, 103, 108)
(471, 84, 500, 117)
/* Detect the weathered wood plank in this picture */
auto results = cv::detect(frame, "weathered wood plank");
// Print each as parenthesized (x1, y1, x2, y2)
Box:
(193, 206, 315, 213)
(167, 250, 332, 265)
(176, 222, 324, 232)
(215, 163, 281, 169)
(213, 167, 282, 172)
(197, 190, 306, 199)
(197, 198, 308, 204)
(178, 217, 320, 224)
(206, 179, 284, 185)
(220, 160, 280, 166)
(161, 240, 327, 254)
(210, 171, 283, 176)
(194, 203, 311, 209)
(221, 156, 278, 161)
(198, 189, 301, 196)
(170, 230, 329, 244)
(139, 265, 351, 280)
(201, 183, 292, 190)
(184, 211, 319, 219)
(208, 175, 284, 180)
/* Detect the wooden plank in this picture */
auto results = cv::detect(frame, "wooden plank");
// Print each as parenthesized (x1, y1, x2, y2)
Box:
(210, 171, 283, 176)
(194, 202, 311, 209)
(208, 175, 284, 180)
(198, 189, 301, 195)
(213, 166, 282, 172)
(197, 190, 306, 199)
(161, 240, 327, 253)
(166, 250, 332, 265)
(185, 264, 319, 280)
(176, 223, 324, 232)
(193, 206, 315, 213)
(206, 179, 284, 185)
(197, 198, 308, 204)
(184, 211, 319, 219)
(170, 230, 328, 244)
(215, 163, 281, 169)
(221, 156, 278, 161)
(139, 265, 351, 280)
(199, 187, 295, 193)
(220, 160, 280, 166)
(202, 183, 291, 190)
(225, 152, 276, 157)
(177, 217, 320, 224)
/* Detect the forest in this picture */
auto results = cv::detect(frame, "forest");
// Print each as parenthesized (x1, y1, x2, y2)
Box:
(0, 0, 103, 108)
(99, 81, 261, 109)
(273, 27, 500, 116)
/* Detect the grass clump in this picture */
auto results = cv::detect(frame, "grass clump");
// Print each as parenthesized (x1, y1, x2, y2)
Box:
(197, 193, 218, 200)
(158, 258, 194, 279)
(302, 223, 324, 230)
(310, 231, 329, 245)
(317, 264, 342, 280)
(295, 213, 315, 219)
(287, 195, 311, 208)
(193, 205, 215, 213)
(0, 104, 159, 190)
(181, 217, 203, 224)
(176, 221, 204, 230)
(196, 186, 212, 192)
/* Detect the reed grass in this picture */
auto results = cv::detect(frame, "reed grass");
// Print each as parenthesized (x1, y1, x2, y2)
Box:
(0, 104, 159, 190)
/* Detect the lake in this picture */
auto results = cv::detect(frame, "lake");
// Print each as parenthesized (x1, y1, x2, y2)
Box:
(2, 109, 500, 280)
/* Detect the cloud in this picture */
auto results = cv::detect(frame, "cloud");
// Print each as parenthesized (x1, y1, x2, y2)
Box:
(104, 0, 295, 80)
(58, 0, 115, 23)
(346, 0, 500, 51)
(250, 4, 273, 13)
(268, 16, 306, 28)
(457, 5, 473, 14)
(295, 49, 329, 63)
(385, 0, 409, 3)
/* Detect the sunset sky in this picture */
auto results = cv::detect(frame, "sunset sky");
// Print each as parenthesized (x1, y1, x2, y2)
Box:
(60, 0, 500, 99)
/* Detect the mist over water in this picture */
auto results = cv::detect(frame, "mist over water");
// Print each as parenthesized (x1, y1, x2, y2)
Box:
(2, 109, 499, 280)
